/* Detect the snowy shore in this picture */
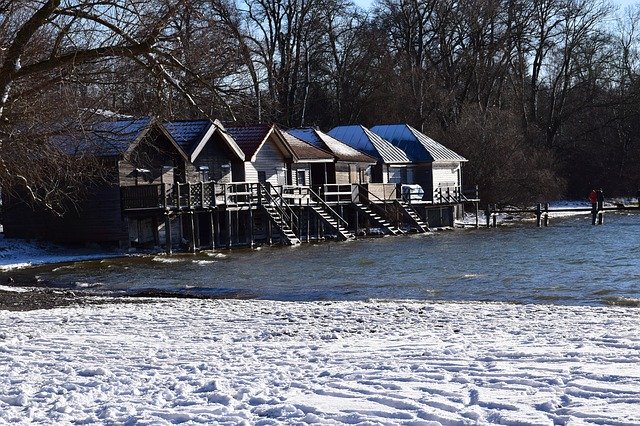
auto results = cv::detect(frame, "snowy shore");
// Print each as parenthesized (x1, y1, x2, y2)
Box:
(1, 299, 639, 425)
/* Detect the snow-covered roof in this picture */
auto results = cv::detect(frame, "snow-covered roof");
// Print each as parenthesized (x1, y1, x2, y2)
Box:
(279, 130, 334, 163)
(287, 128, 376, 163)
(370, 124, 467, 163)
(328, 125, 411, 164)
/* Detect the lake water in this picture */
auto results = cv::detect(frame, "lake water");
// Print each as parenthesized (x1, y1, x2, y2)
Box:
(14, 212, 640, 306)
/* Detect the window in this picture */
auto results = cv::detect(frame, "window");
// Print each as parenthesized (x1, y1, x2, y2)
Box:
(258, 171, 267, 183)
(297, 170, 306, 186)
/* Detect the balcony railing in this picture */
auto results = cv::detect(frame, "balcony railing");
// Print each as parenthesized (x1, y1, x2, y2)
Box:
(120, 182, 480, 212)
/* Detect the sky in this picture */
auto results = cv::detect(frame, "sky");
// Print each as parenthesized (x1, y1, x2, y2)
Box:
(353, 0, 639, 11)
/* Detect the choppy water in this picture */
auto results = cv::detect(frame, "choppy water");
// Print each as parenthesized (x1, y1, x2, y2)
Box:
(11, 212, 640, 306)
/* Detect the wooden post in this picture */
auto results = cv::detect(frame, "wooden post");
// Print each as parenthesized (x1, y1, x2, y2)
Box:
(492, 208, 497, 228)
(355, 208, 359, 236)
(214, 211, 216, 250)
(267, 213, 273, 245)
(249, 207, 254, 247)
(475, 201, 479, 228)
(485, 205, 491, 228)
(165, 214, 172, 255)
(306, 201, 311, 243)
(544, 203, 549, 227)
(176, 184, 181, 209)
(188, 212, 196, 253)
(536, 203, 542, 227)
(227, 210, 232, 248)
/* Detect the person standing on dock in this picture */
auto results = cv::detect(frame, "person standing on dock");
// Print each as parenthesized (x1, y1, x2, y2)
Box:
(597, 188, 604, 210)
(589, 189, 597, 208)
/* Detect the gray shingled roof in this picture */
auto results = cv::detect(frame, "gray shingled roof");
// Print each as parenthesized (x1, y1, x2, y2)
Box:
(287, 128, 376, 163)
(328, 125, 411, 164)
(370, 124, 467, 162)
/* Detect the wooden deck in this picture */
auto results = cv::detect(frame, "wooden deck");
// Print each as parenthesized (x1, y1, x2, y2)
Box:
(120, 182, 476, 252)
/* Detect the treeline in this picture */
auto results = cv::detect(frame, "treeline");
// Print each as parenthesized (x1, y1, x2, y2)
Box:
(1, 0, 640, 211)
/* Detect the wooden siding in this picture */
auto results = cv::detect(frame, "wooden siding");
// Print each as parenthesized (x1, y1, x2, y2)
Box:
(432, 162, 461, 191)
(119, 131, 185, 187)
(2, 183, 128, 245)
(248, 136, 287, 185)
(191, 134, 237, 184)
(335, 163, 350, 184)
(291, 164, 311, 186)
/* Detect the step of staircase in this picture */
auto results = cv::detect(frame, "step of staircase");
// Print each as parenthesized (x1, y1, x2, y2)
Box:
(397, 201, 429, 232)
(354, 203, 404, 235)
(309, 206, 354, 240)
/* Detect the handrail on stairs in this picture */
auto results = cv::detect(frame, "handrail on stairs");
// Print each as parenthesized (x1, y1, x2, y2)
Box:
(354, 184, 396, 219)
(306, 186, 349, 227)
(258, 183, 299, 234)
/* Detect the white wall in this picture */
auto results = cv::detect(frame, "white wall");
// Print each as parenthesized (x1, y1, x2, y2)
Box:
(245, 137, 288, 185)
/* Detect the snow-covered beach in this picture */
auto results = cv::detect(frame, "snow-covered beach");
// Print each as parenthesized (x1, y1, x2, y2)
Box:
(1, 299, 639, 425)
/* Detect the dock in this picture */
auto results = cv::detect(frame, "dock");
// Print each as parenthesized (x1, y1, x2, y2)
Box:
(483, 202, 640, 228)
(120, 182, 479, 253)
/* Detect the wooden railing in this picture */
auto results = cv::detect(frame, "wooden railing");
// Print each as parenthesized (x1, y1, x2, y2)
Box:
(121, 182, 482, 211)
(433, 185, 479, 204)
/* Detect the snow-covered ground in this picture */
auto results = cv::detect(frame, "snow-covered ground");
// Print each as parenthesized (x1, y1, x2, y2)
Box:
(0, 234, 125, 272)
(1, 299, 639, 425)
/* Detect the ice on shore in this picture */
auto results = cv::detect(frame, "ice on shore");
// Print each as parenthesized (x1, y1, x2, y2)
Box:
(1, 299, 638, 425)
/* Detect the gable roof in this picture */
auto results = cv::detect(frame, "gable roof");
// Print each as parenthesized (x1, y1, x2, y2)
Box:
(226, 124, 293, 162)
(328, 125, 411, 164)
(279, 130, 334, 163)
(163, 119, 211, 154)
(286, 128, 376, 163)
(57, 117, 188, 161)
(164, 119, 244, 162)
(370, 124, 467, 162)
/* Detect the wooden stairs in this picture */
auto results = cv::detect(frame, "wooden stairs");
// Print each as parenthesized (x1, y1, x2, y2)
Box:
(354, 202, 404, 235)
(396, 201, 430, 232)
(309, 205, 354, 240)
(261, 205, 300, 245)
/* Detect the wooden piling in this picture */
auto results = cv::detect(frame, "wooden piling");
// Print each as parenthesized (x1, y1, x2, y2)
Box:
(485, 206, 491, 228)
(165, 214, 172, 255)
(249, 207, 254, 247)
(544, 203, 549, 227)
(536, 203, 542, 227)
(209, 211, 215, 250)
(227, 210, 232, 248)
(475, 201, 479, 228)
(188, 212, 196, 253)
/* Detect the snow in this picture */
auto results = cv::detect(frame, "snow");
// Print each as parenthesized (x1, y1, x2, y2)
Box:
(1, 299, 639, 425)
(0, 234, 124, 271)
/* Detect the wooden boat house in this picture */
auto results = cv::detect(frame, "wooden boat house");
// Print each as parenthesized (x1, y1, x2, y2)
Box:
(2, 117, 190, 246)
(3, 117, 478, 251)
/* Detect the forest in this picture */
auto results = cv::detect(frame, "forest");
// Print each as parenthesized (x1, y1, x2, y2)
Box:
(1, 0, 640, 212)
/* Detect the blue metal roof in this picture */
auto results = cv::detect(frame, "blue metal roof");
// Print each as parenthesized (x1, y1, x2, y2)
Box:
(328, 125, 411, 164)
(163, 120, 212, 153)
(57, 117, 154, 157)
(370, 124, 467, 162)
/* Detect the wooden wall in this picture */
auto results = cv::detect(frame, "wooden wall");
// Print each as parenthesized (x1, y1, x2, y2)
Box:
(246, 136, 288, 185)
(2, 183, 128, 245)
